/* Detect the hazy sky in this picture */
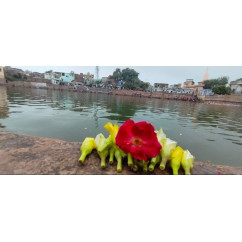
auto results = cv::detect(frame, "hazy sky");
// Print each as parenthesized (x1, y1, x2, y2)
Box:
(13, 66, 242, 85)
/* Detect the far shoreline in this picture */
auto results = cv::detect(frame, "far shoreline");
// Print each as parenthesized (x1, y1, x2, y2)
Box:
(1, 81, 242, 106)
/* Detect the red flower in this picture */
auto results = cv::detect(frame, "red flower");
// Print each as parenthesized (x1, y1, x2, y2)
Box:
(116, 120, 162, 161)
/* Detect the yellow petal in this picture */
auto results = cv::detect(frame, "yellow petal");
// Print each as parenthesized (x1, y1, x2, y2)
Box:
(161, 138, 177, 158)
(94, 133, 106, 149)
(81, 137, 96, 152)
(157, 128, 166, 143)
(170, 146, 184, 159)
(104, 122, 119, 143)
(181, 150, 195, 173)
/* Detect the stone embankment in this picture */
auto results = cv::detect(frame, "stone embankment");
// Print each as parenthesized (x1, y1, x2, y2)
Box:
(0, 132, 241, 175)
(203, 94, 242, 106)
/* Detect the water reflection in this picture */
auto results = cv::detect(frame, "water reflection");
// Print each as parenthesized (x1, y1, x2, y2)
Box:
(104, 96, 142, 122)
(1, 86, 242, 166)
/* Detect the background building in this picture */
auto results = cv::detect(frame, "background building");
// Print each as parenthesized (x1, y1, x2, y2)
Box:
(173, 83, 182, 89)
(74, 73, 84, 83)
(83, 73, 94, 83)
(44, 71, 75, 84)
(183, 79, 195, 88)
(230, 79, 242, 94)
(154, 83, 169, 92)
(101, 77, 109, 83)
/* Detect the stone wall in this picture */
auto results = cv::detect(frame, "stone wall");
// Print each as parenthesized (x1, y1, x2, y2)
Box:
(204, 94, 242, 105)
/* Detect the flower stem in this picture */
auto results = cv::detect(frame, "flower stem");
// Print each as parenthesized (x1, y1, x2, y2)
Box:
(117, 157, 122, 173)
(184, 168, 191, 175)
(132, 164, 138, 172)
(172, 167, 179, 175)
(101, 157, 106, 169)
(115, 148, 123, 173)
(160, 157, 168, 170)
(132, 159, 138, 172)
(148, 163, 155, 172)
(149, 155, 160, 172)
(143, 162, 148, 173)
(127, 153, 133, 167)
(109, 148, 114, 165)
(79, 151, 87, 164)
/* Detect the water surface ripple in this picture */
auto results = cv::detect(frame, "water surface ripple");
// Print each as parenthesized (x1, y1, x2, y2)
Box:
(0, 86, 242, 166)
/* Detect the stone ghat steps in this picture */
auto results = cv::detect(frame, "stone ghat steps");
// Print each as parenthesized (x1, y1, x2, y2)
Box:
(0, 132, 241, 175)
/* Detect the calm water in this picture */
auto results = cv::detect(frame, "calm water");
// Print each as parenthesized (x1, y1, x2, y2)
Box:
(0, 86, 242, 166)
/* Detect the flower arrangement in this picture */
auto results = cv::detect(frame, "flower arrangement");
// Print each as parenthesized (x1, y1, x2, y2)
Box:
(78, 120, 195, 175)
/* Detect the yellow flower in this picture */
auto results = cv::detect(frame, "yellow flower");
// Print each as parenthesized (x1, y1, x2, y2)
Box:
(156, 128, 167, 146)
(98, 122, 119, 152)
(181, 150, 195, 175)
(79, 137, 96, 163)
(170, 146, 184, 175)
(160, 138, 177, 170)
(95, 133, 109, 168)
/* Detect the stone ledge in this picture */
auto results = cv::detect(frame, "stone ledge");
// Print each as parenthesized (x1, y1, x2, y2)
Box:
(0, 131, 241, 175)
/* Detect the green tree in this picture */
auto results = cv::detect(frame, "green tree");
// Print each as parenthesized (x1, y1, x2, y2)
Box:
(204, 76, 229, 89)
(110, 68, 150, 91)
(212, 85, 231, 95)
(112, 68, 122, 81)
(121, 68, 139, 82)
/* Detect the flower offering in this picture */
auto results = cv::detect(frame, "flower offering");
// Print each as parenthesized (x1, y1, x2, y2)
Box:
(78, 120, 195, 175)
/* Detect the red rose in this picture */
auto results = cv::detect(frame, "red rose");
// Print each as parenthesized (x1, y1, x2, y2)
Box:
(116, 120, 162, 161)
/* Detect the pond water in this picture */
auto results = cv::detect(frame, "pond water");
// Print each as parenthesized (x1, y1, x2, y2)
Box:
(0, 86, 242, 166)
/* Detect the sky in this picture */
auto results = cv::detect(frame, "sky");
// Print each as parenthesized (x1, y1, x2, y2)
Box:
(13, 66, 242, 85)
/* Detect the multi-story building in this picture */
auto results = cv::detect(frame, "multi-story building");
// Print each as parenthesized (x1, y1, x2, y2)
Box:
(230, 79, 242, 94)
(183, 79, 195, 88)
(171, 83, 182, 89)
(154, 83, 169, 92)
(83, 73, 94, 83)
(74, 73, 84, 83)
(0, 66, 6, 84)
(44, 70, 75, 84)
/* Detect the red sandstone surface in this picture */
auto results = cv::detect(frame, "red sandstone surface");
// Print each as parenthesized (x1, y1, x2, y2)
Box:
(0, 132, 241, 175)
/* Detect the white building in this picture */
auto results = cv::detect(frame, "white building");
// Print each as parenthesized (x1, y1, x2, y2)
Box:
(44, 70, 75, 85)
(230, 79, 242, 94)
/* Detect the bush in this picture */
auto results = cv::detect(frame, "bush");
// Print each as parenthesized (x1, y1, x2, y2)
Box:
(225, 86, 231, 95)
(212, 85, 231, 95)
